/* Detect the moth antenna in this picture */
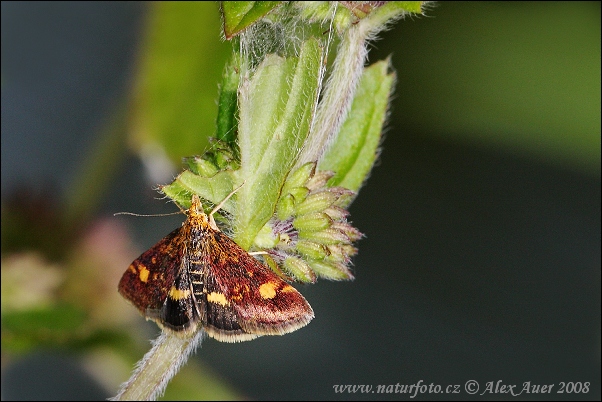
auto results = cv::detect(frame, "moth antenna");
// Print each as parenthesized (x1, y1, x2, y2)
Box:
(114, 211, 182, 218)
(208, 181, 246, 229)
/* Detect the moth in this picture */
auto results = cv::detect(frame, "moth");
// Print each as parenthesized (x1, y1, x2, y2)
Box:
(118, 194, 314, 342)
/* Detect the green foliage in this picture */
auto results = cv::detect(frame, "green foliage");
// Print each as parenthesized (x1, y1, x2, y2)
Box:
(162, 2, 422, 282)
(234, 38, 323, 249)
(221, 1, 283, 39)
(128, 2, 231, 163)
(320, 59, 395, 195)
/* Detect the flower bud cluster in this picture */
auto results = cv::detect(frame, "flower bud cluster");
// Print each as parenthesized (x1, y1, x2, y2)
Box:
(255, 162, 362, 283)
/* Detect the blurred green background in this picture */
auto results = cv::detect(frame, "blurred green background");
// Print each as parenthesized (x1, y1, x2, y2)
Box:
(2, 2, 599, 400)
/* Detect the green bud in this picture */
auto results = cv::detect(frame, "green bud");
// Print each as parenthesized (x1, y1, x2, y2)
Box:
(332, 188, 356, 207)
(299, 227, 349, 245)
(326, 244, 358, 263)
(214, 150, 233, 169)
(262, 254, 290, 281)
(308, 260, 354, 281)
(295, 190, 337, 216)
(288, 187, 310, 204)
(282, 162, 316, 194)
(332, 5, 356, 32)
(296, 239, 330, 260)
(283, 256, 316, 283)
(276, 193, 296, 220)
(306, 170, 335, 191)
(186, 156, 219, 177)
(331, 222, 363, 241)
(293, 212, 332, 232)
(323, 206, 349, 220)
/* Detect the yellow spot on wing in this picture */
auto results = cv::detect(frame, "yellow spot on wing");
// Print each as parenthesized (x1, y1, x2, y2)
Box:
(259, 282, 278, 299)
(138, 265, 149, 283)
(169, 287, 190, 300)
(207, 292, 230, 306)
(281, 285, 296, 293)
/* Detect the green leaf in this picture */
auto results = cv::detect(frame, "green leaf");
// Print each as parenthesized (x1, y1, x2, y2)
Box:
(129, 2, 231, 163)
(162, 170, 236, 213)
(216, 54, 242, 144)
(235, 38, 322, 250)
(221, 1, 283, 39)
(320, 60, 395, 194)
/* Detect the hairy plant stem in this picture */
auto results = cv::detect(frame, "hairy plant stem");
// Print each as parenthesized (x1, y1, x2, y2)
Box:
(297, 2, 411, 167)
(296, 22, 368, 167)
(111, 330, 204, 401)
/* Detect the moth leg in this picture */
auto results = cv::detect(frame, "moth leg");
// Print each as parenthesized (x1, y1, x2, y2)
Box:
(207, 181, 246, 231)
